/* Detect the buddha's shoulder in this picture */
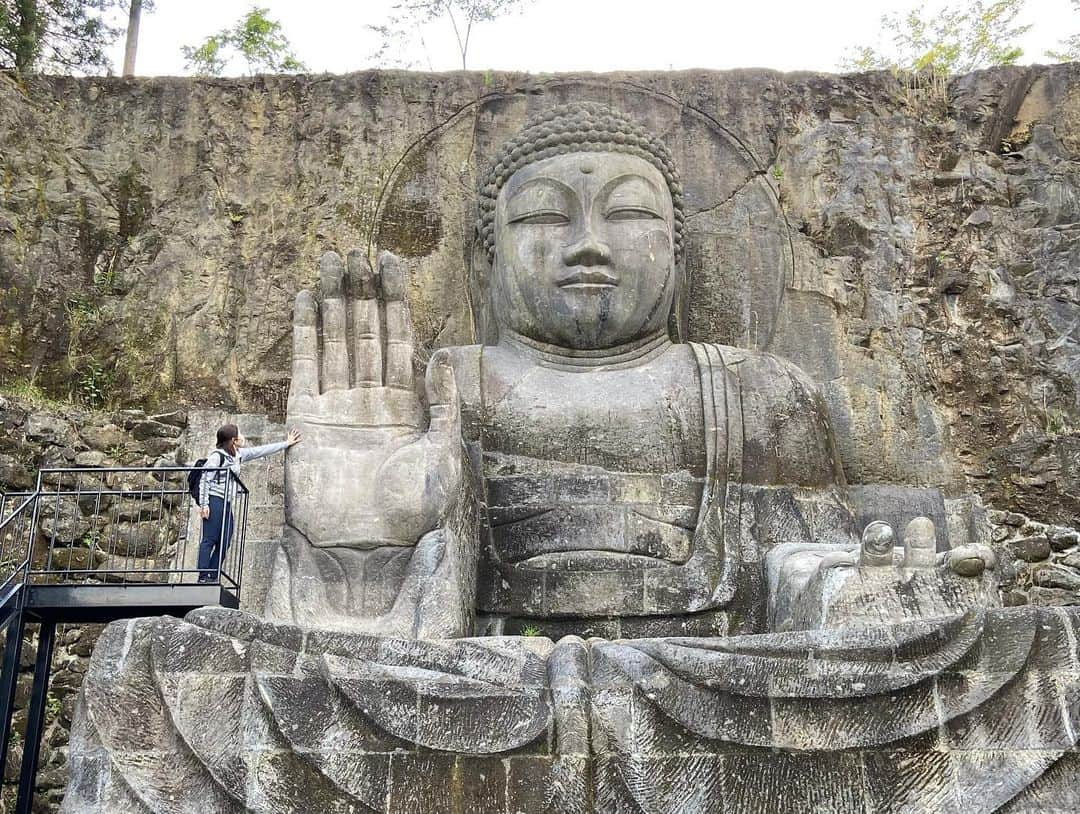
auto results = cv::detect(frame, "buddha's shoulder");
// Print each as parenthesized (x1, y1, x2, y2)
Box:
(693, 343, 844, 488)
(695, 344, 823, 404)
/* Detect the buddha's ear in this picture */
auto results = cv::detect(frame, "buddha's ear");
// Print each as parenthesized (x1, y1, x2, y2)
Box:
(467, 223, 498, 346)
(669, 250, 690, 343)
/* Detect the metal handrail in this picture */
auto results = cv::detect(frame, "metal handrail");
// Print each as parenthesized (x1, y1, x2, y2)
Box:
(0, 493, 37, 596)
(0, 466, 251, 599)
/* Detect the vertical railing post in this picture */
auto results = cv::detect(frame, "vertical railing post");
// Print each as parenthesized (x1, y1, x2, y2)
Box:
(27, 472, 43, 579)
(16, 621, 55, 814)
(217, 468, 227, 584)
(0, 608, 24, 778)
(237, 483, 249, 598)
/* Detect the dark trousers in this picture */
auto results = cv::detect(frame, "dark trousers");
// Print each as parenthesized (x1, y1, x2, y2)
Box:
(198, 496, 233, 582)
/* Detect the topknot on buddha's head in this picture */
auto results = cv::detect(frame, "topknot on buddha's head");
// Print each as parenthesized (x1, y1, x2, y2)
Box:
(478, 102, 686, 263)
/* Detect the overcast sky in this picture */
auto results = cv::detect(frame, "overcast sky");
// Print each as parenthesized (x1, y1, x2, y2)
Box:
(108, 0, 1078, 77)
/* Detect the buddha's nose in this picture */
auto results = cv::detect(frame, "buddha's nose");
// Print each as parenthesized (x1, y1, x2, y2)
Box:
(562, 229, 611, 266)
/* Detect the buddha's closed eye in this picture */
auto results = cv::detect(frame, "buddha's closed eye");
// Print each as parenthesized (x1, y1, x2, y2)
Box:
(606, 205, 662, 221)
(508, 210, 571, 225)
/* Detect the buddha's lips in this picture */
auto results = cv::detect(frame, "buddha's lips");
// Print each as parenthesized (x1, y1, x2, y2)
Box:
(557, 269, 618, 288)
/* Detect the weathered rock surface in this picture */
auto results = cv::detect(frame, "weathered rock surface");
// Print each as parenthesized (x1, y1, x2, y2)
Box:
(1, 67, 1078, 524)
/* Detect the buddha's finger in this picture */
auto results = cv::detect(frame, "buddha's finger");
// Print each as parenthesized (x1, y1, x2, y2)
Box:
(380, 251, 415, 391)
(348, 249, 382, 387)
(425, 351, 459, 441)
(319, 251, 350, 391)
(288, 289, 319, 405)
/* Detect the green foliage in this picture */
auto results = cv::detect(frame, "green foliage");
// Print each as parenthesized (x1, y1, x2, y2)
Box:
(79, 528, 104, 548)
(64, 293, 96, 326)
(63, 294, 112, 407)
(0, 377, 69, 409)
(371, 0, 533, 70)
(1047, 34, 1080, 62)
(0, 0, 131, 73)
(1043, 408, 1073, 439)
(1046, 0, 1080, 62)
(45, 690, 62, 721)
(75, 357, 110, 407)
(520, 625, 542, 637)
(105, 442, 129, 460)
(841, 0, 1032, 76)
(181, 6, 305, 76)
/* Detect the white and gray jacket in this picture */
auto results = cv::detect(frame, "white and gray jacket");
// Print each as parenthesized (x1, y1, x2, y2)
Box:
(197, 441, 290, 507)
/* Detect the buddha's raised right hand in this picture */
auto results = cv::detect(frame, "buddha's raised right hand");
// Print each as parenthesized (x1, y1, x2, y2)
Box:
(284, 250, 462, 549)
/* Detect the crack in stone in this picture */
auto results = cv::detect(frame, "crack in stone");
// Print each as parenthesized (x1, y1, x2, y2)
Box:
(685, 170, 766, 220)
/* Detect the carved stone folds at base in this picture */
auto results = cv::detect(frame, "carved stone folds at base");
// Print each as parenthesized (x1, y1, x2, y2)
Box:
(62, 606, 1080, 813)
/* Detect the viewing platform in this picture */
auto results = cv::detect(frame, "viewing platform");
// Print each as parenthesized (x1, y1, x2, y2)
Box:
(0, 465, 251, 814)
(0, 465, 248, 621)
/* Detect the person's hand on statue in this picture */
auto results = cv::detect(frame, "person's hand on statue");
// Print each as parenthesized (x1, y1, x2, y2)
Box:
(285, 428, 302, 446)
(284, 249, 463, 550)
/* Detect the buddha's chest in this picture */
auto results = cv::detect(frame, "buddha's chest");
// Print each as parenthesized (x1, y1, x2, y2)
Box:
(478, 346, 706, 475)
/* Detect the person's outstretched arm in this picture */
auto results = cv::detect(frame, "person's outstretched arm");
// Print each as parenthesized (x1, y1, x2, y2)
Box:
(238, 429, 301, 463)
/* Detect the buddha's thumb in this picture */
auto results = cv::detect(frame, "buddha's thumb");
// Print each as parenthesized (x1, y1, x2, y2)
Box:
(425, 352, 460, 437)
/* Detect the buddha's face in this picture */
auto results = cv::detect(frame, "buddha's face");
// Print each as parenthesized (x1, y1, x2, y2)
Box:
(492, 152, 677, 349)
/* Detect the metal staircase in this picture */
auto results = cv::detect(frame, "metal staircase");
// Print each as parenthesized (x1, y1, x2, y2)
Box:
(0, 466, 250, 813)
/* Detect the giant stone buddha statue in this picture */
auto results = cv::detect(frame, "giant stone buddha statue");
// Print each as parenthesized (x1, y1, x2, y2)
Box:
(269, 103, 851, 639)
(60, 103, 1080, 814)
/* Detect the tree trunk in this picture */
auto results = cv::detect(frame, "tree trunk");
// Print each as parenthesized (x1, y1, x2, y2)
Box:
(122, 0, 142, 77)
(14, 0, 40, 73)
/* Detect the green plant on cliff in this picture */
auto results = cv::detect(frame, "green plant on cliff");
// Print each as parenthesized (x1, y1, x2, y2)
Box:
(75, 357, 110, 407)
(0, 0, 125, 73)
(63, 294, 112, 407)
(45, 690, 61, 722)
(105, 442, 128, 460)
(181, 6, 304, 76)
(841, 0, 1032, 76)
(1044, 408, 1072, 439)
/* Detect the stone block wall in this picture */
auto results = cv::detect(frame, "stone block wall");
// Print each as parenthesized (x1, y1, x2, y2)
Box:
(0, 394, 188, 811)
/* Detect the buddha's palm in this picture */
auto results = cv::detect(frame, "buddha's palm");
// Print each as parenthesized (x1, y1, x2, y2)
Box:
(284, 250, 466, 632)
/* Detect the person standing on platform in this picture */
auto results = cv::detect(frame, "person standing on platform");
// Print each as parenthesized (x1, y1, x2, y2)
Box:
(197, 423, 301, 583)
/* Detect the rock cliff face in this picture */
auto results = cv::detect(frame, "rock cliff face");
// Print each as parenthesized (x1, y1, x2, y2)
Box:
(1, 67, 1077, 527)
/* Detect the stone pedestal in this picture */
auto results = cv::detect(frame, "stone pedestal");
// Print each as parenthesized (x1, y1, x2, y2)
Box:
(61, 605, 1080, 813)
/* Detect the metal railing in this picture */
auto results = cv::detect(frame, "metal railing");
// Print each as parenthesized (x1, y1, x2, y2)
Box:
(0, 465, 252, 814)
(0, 492, 35, 597)
(0, 466, 249, 597)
